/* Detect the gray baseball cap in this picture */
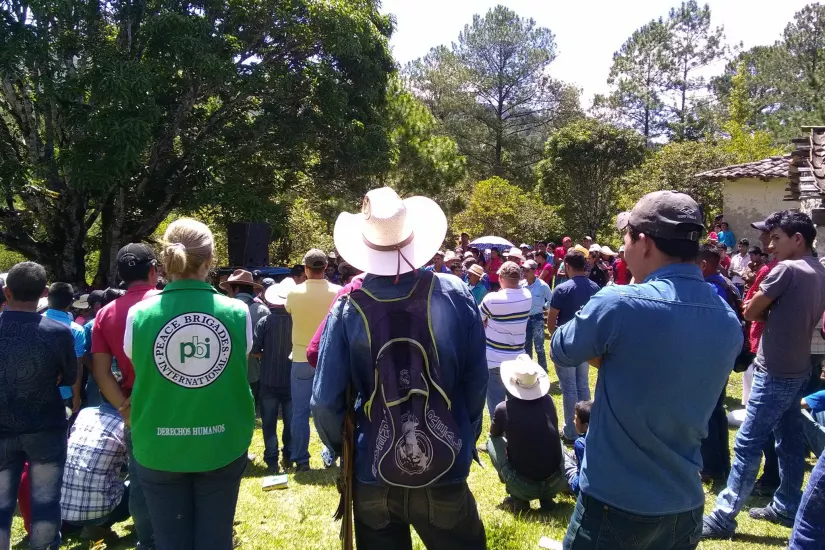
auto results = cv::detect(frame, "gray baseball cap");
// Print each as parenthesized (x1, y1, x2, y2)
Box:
(302, 249, 328, 269)
(616, 190, 704, 241)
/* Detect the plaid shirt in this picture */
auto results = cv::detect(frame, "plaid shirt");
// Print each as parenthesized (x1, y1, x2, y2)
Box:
(60, 405, 127, 522)
(746, 258, 779, 353)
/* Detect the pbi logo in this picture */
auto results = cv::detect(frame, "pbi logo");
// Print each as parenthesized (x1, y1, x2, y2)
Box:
(180, 336, 211, 364)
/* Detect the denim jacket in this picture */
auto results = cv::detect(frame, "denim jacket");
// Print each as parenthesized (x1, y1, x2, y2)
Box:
(312, 271, 488, 485)
(550, 263, 742, 515)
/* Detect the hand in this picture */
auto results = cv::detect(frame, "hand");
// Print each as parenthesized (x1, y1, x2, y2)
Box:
(56, 373, 62, 386)
(71, 393, 80, 413)
(119, 398, 132, 428)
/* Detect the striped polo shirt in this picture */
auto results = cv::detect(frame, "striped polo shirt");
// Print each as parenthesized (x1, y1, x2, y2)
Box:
(480, 287, 532, 368)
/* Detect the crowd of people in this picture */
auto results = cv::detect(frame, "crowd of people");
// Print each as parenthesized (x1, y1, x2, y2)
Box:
(1, 187, 825, 550)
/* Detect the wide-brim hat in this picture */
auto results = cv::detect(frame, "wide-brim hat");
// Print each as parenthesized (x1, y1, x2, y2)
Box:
(600, 245, 617, 256)
(506, 247, 525, 261)
(72, 294, 90, 309)
(264, 282, 291, 306)
(468, 264, 484, 278)
(333, 187, 447, 277)
(219, 269, 262, 291)
(500, 354, 550, 401)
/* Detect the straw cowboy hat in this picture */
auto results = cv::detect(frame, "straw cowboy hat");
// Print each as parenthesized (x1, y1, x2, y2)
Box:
(500, 355, 550, 401)
(600, 245, 618, 257)
(467, 264, 485, 279)
(219, 269, 262, 292)
(264, 282, 291, 307)
(506, 247, 525, 262)
(333, 187, 447, 277)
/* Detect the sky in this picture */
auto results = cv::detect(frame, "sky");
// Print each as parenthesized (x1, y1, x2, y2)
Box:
(381, 0, 812, 107)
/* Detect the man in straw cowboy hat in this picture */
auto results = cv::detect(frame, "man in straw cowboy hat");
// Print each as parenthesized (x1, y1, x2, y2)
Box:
(221, 269, 270, 410)
(550, 190, 741, 550)
(486, 354, 566, 512)
(312, 187, 488, 549)
(466, 263, 487, 305)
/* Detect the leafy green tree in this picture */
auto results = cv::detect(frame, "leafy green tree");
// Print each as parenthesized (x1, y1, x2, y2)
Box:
(665, 1, 729, 141)
(621, 141, 733, 223)
(0, 0, 395, 284)
(593, 19, 671, 143)
(452, 177, 562, 244)
(540, 119, 646, 241)
(406, 5, 581, 187)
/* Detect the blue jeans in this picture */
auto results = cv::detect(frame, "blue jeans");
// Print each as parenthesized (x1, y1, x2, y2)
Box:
(486, 436, 566, 503)
(486, 368, 506, 418)
(708, 369, 808, 531)
(802, 409, 825, 457)
(0, 431, 66, 550)
(524, 315, 548, 371)
(700, 385, 730, 478)
(290, 362, 315, 466)
(136, 453, 247, 550)
(66, 483, 130, 527)
(125, 428, 155, 547)
(563, 493, 702, 550)
(789, 450, 825, 549)
(554, 361, 590, 440)
(353, 481, 485, 550)
(260, 385, 292, 469)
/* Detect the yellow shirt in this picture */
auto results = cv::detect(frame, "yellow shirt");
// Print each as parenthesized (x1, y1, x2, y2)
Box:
(285, 279, 341, 363)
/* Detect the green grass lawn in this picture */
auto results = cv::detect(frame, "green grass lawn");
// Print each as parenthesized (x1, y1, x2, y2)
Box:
(13, 358, 812, 549)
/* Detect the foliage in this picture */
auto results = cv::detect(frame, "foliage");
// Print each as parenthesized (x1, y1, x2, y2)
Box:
(383, 79, 467, 197)
(0, 246, 24, 273)
(719, 62, 785, 163)
(271, 197, 334, 266)
(0, 0, 396, 284)
(594, 1, 728, 142)
(665, 0, 729, 141)
(540, 119, 646, 241)
(592, 19, 671, 143)
(621, 141, 734, 224)
(406, 5, 581, 187)
(452, 177, 563, 245)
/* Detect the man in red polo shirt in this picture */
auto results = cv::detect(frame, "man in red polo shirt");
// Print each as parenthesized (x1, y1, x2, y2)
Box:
(92, 243, 158, 549)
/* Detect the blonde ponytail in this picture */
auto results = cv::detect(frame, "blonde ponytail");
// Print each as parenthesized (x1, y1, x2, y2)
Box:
(160, 218, 214, 279)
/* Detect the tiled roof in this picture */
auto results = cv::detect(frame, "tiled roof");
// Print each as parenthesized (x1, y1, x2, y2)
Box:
(695, 156, 790, 180)
(786, 127, 825, 202)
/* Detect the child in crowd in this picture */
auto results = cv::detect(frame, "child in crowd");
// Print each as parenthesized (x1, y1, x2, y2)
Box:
(564, 400, 592, 494)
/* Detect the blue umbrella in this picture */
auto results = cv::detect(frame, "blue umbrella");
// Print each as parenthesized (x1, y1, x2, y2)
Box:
(468, 236, 514, 250)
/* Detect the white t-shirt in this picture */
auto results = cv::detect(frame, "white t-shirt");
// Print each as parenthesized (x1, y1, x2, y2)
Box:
(479, 287, 532, 369)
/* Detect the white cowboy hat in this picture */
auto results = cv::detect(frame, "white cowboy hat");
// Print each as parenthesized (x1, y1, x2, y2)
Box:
(506, 247, 525, 261)
(500, 354, 550, 401)
(588, 244, 602, 253)
(600, 246, 617, 256)
(264, 282, 291, 307)
(333, 187, 447, 277)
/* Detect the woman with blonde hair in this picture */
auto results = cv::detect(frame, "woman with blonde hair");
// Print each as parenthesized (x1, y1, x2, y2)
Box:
(123, 218, 254, 550)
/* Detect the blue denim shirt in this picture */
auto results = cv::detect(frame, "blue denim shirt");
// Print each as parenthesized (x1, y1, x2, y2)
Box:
(312, 271, 488, 485)
(521, 278, 553, 316)
(550, 263, 742, 515)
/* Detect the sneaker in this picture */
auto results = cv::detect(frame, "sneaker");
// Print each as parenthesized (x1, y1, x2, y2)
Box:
(503, 496, 530, 512)
(280, 456, 292, 472)
(539, 498, 555, 512)
(701, 515, 735, 540)
(321, 447, 337, 468)
(295, 463, 311, 472)
(748, 504, 794, 528)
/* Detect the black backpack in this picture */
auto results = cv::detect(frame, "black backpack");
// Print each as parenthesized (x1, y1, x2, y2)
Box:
(347, 271, 463, 488)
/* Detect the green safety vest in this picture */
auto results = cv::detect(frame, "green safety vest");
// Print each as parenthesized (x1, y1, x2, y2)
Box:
(129, 279, 254, 472)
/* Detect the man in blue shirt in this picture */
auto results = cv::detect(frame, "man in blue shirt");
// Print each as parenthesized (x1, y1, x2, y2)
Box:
(43, 282, 86, 413)
(551, 191, 741, 550)
(0, 262, 78, 550)
(520, 260, 552, 371)
(312, 188, 488, 549)
(717, 221, 736, 250)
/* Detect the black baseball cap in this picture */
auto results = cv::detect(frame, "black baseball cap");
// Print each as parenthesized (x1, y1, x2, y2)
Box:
(116, 243, 156, 282)
(739, 238, 750, 245)
(616, 190, 704, 241)
(88, 290, 105, 305)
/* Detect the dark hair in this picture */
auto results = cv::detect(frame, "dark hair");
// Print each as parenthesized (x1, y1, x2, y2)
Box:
(102, 287, 126, 306)
(47, 282, 74, 310)
(231, 284, 255, 296)
(575, 400, 592, 425)
(290, 265, 305, 278)
(748, 246, 763, 255)
(564, 250, 587, 271)
(491, 248, 500, 257)
(6, 262, 47, 302)
(765, 210, 816, 248)
(548, 242, 556, 249)
(628, 226, 699, 262)
(721, 222, 729, 229)
(306, 266, 325, 276)
(698, 243, 721, 267)
(0, 277, 5, 307)
(535, 250, 547, 260)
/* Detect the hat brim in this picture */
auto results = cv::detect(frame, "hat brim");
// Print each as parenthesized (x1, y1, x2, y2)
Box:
(616, 212, 631, 231)
(72, 300, 89, 309)
(751, 221, 768, 231)
(219, 280, 263, 291)
(333, 196, 447, 277)
(264, 284, 290, 306)
(500, 359, 550, 401)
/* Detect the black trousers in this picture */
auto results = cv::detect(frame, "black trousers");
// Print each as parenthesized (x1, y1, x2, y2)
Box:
(353, 481, 486, 550)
